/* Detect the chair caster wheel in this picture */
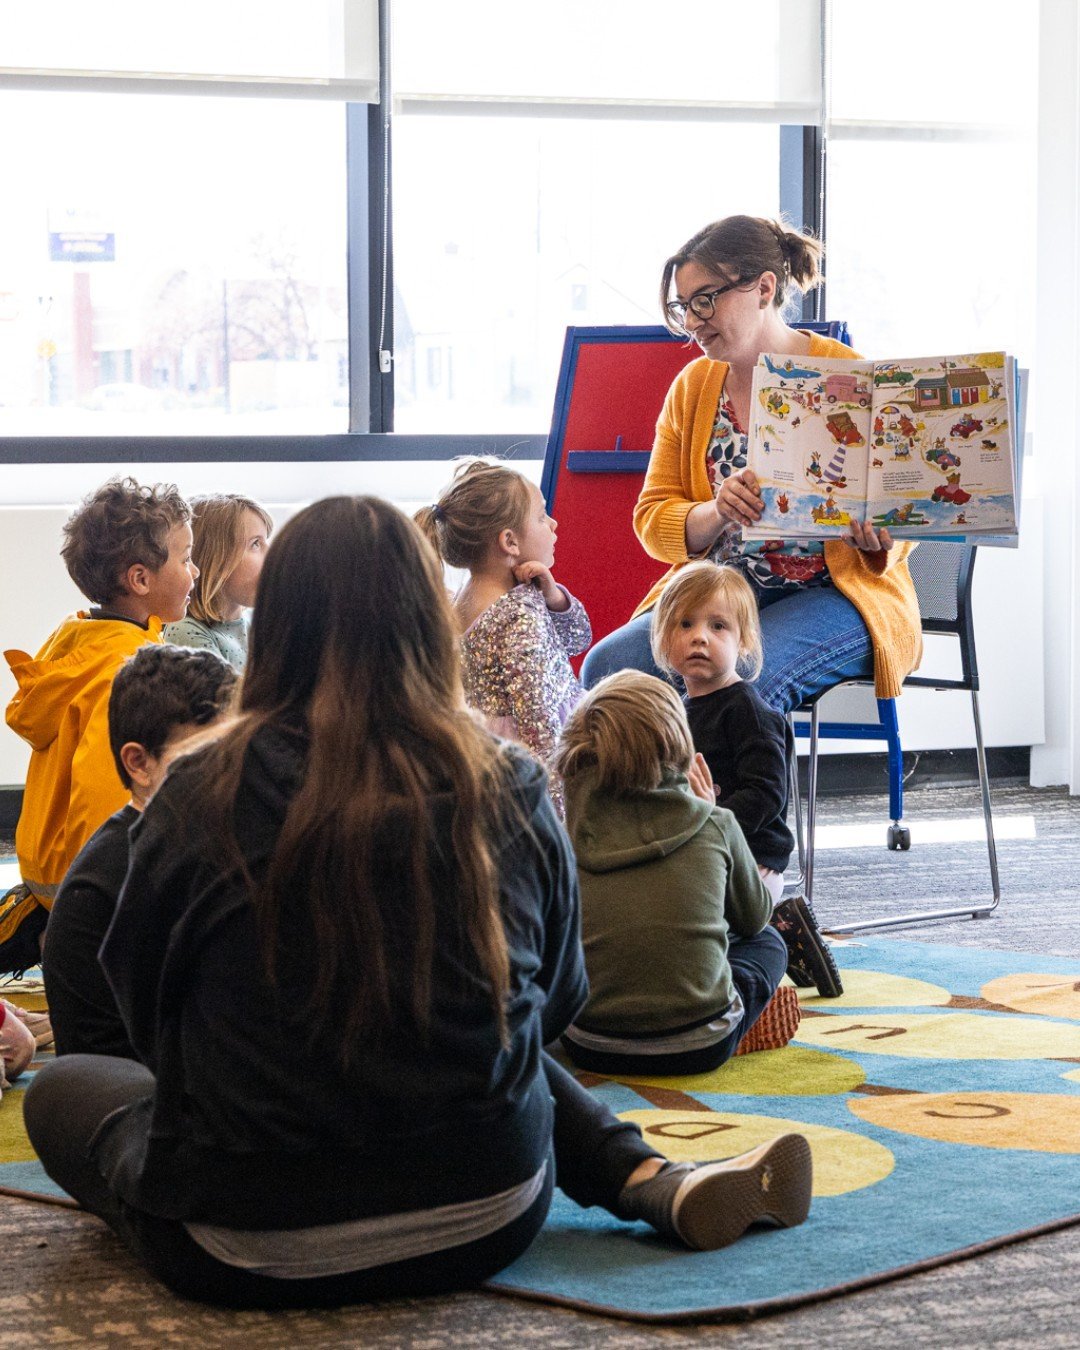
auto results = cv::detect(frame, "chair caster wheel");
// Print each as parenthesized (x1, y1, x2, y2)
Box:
(887, 825, 911, 851)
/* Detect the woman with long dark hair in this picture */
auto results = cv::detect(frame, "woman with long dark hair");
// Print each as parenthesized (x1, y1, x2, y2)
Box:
(26, 496, 811, 1308)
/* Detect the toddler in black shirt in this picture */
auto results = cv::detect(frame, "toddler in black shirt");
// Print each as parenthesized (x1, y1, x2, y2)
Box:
(651, 562, 842, 997)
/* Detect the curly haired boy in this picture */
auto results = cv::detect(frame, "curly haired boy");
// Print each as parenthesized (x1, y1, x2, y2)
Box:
(0, 478, 195, 975)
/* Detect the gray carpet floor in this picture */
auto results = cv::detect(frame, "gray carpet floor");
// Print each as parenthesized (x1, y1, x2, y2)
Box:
(1, 778, 1077, 1347)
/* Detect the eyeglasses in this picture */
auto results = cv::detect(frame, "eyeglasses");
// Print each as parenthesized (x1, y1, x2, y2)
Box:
(665, 277, 755, 328)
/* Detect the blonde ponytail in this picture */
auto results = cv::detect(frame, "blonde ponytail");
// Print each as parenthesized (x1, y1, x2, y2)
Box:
(413, 504, 445, 562)
(416, 460, 532, 572)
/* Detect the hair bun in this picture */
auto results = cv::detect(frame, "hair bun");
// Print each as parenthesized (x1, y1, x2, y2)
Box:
(772, 220, 823, 292)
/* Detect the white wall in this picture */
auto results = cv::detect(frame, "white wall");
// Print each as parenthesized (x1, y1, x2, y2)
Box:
(1030, 0, 1080, 790)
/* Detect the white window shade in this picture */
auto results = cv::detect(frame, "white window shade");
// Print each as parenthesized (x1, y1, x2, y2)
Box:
(395, 0, 823, 122)
(829, 0, 1036, 130)
(0, 0, 380, 101)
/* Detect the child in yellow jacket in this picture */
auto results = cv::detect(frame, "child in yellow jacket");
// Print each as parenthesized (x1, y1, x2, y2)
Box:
(0, 478, 196, 975)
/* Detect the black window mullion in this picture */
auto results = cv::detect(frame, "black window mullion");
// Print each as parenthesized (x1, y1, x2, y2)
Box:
(346, 0, 393, 434)
(779, 124, 826, 323)
(346, 103, 372, 432)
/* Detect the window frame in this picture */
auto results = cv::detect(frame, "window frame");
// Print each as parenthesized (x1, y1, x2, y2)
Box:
(1, 0, 825, 464)
(0, 0, 380, 101)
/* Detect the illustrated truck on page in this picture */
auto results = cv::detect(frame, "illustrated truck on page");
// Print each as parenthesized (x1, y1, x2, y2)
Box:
(824, 373, 870, 406)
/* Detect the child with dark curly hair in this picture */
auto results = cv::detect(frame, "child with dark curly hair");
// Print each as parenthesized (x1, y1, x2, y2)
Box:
(1, 477, 195, 976)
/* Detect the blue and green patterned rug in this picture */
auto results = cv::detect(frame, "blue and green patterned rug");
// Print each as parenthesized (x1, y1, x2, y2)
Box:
(487, 937, 1080, 1321)
(1, 937, 1078, 1320)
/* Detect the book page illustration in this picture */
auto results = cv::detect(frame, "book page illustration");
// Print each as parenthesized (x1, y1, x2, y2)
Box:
(745, 355, 873, 539)
(865, 354, 1015, 536)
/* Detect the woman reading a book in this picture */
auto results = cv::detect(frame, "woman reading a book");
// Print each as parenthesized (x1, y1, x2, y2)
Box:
(581, 214, 921, 712)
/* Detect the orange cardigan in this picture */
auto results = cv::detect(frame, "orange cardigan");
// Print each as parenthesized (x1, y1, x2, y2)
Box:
(631, 337, 923, 699)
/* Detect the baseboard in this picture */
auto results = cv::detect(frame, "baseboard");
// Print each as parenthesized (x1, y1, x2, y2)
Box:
(807, 746, 1030, 798)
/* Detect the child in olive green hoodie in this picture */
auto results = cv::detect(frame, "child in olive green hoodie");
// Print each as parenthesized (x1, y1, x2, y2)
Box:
(553, 670, 788, 1076)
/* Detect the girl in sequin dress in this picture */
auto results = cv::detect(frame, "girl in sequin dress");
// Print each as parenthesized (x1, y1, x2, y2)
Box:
(417, 461, 591, 815)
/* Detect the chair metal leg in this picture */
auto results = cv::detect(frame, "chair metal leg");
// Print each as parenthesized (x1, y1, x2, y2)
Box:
(971, 687, 1001, 911)
(826, 689, 1002, 936)
(877, 697, 903, 822)
(789, 714, 807, 879)
(877, 697, 911, 852)
(803, 703, 821, 905)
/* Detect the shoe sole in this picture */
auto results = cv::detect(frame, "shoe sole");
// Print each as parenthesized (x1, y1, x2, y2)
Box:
(671, 1133, 813, 1251)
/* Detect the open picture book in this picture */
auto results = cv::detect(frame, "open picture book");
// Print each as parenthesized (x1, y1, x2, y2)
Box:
(744, 351, 1019, 545)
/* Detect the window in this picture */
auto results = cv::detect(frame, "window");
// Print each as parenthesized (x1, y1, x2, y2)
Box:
(391, 0, 815, 432)
(2, 0, 378, 98)
(393, 0, 819, 110)
(392, 116, 779, 432)
(0, 92, 347, 435)
(824, 0, 1038, 364)
(2, 0, 821, 449)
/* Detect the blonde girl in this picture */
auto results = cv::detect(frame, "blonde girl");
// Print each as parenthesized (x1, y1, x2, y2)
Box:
(652, 562, 842, 997)
(165, 494, 273, 670)
(416, 460, 591, 815)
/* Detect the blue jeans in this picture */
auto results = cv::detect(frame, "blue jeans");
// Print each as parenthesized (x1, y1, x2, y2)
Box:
(580, 583, 873, 714)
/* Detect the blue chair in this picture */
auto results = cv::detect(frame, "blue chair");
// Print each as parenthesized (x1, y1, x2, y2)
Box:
(789, 540, 1001, 933)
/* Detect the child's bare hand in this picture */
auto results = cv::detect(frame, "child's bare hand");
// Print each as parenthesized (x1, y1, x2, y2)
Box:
(688, 752, 717, 803)
(513, 562, 568, 611)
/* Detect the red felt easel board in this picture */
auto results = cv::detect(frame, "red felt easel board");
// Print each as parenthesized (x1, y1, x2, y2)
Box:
(542, 321, 852, 664)
(542, 327, 698, 655)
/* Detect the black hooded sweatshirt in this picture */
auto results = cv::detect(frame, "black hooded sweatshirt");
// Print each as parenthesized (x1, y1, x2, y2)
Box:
(95, 728, 586, 1230)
